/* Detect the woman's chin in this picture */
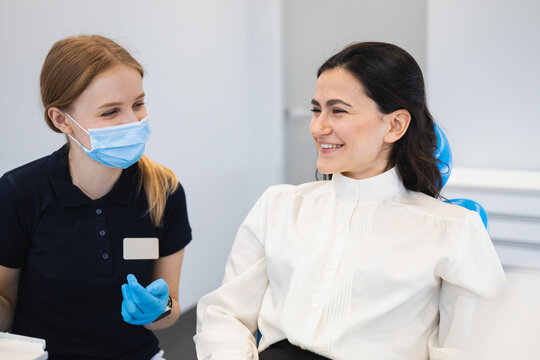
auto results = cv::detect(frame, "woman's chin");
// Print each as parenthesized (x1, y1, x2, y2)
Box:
(317, 163, 338, 176)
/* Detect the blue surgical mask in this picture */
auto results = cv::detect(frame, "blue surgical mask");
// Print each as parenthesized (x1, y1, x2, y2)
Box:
(65, 113, 151, 169)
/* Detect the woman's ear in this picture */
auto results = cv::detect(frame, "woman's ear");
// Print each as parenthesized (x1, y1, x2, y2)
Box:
(48, 107, 73, 135)
(383, 109, 411, 144)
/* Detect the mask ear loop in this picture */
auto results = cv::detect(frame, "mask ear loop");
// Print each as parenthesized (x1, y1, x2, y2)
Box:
(64, 112, 92, 152)
(64, 112, 89, 135)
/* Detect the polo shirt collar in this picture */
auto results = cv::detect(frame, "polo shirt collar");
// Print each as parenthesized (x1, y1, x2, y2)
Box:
(47, 145, 137, 208)
(332, 167, 406, 203)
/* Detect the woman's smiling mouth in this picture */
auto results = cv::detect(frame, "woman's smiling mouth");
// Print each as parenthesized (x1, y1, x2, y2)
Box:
(320, 143, 344, 149)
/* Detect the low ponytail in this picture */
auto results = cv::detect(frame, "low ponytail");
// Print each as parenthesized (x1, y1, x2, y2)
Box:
(137, 156, 179, 228)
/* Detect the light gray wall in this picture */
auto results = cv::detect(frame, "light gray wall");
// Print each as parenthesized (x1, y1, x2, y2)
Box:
(282, 0, 428, 184)
(426, 0, 540, 171)
(427, 0, 540, 268)
(0, 0, 283, 310)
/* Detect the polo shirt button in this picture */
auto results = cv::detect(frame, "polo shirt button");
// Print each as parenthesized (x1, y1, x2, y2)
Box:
(96, 208, 103, 215)
(102, 253, 109, 260)
(99, 230, 106, 236)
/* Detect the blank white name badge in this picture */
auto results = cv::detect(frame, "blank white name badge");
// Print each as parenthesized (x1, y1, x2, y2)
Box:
(123, 238, 159, 260)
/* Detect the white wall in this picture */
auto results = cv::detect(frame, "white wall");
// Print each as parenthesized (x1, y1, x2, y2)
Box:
(0, 0, 283, 310)
(427, 0, 540, 268)
(282, 0, 428, 184)
(426, 0, 540, 171)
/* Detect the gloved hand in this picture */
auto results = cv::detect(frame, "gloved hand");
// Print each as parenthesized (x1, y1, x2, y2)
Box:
(121, 274, 169, 325)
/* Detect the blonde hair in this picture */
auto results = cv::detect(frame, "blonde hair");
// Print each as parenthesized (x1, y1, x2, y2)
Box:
(40, 34, 177, 227)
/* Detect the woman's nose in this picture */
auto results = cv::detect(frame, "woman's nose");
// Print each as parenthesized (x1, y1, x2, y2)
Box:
(121, 112, 143, 124)
(310, 113, 331, 136)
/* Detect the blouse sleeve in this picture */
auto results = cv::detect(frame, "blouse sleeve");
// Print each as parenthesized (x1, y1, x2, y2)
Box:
(428, 211, 507, 359)
(159, 182, 192, 257)
(194, 190, 271, 360)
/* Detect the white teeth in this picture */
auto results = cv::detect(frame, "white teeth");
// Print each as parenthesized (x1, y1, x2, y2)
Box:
(321, 143, 344, 149)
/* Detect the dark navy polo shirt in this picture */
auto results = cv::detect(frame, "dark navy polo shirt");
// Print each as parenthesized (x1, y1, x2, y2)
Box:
(0, 145, 192, 360)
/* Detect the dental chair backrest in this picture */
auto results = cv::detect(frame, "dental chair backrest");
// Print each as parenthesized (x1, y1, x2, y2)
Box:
(434, 123, 488, 230)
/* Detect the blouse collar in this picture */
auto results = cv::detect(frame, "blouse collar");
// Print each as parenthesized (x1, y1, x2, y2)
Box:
(332, 167, 406, 203)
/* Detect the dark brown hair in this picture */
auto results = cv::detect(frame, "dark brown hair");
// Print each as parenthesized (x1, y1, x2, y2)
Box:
(317, 42, 442, 198)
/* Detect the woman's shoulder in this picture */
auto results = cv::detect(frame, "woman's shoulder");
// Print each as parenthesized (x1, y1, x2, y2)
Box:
(0, 149, 63, 213)
(395, 190, 475, 225)
(255, 181, 330, 210)
(1, 151, 58, 191)
(165, 180, 187, 204)
(262, 180, 329, 198)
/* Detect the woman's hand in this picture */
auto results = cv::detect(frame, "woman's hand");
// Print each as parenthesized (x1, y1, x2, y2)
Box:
(121, 274, 169, 325)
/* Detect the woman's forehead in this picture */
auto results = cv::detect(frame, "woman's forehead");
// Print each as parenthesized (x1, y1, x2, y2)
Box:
(73, 65, 144, 108)
(315, 68, 366, 104)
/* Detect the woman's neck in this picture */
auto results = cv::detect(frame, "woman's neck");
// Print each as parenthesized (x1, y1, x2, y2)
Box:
(68, 141, 122, 200)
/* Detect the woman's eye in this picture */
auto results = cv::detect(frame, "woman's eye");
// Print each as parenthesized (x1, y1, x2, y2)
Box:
(310, 108, 321, 113)
(134, 102, 145, 108)
(101, 109, 118, 117)
(332, 108, 346, 114)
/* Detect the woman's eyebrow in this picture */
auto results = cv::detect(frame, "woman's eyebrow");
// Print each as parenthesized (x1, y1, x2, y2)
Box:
(310, 99, 352, 107)
(98, 93, 146, 109)
(327, 99, 352, 107)
(98, 101, 122, 109)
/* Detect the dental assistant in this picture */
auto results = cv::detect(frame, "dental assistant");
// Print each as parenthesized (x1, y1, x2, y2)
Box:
(0, 35, 191, 360)
(195, 42, 506, 359)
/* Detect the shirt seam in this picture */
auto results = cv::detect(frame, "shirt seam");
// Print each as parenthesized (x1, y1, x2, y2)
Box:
(385, 198, 469, 225)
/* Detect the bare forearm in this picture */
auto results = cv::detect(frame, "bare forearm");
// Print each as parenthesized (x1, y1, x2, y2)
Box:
(144, 297, 180, 331)
(0, 295, 14, 332)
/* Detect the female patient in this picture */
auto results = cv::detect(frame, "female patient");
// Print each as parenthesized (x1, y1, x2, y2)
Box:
(195, 42, 505, 359)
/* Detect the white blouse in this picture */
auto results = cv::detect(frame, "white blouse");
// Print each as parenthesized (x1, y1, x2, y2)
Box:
(194, 168, 506, 360)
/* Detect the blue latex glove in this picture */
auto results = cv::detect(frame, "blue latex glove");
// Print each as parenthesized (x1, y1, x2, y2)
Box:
(121, 274, 169, 325)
